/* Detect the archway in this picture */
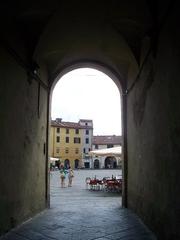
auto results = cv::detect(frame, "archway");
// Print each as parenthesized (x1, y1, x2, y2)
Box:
(84, 162, 90, 168)
(2, 1, 178, 238)
(74, 159, 79, 169)
(64, 159, 70, 169)
(28, 2, 148, 232)
(50, 65, 124, 202)
(94, 159, 100, 169)
(105, 157, 117, 169)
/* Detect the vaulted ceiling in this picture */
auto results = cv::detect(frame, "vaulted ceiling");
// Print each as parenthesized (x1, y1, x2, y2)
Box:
(1, 0, 159, 85)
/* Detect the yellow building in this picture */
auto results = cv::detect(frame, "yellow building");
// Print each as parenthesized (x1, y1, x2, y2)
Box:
(50, 118, 85, 169)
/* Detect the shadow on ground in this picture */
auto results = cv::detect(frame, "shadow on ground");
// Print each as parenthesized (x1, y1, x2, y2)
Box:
(0, 170, 156, 240)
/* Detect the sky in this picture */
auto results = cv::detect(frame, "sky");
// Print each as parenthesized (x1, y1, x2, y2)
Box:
(51, 68, 122, 135)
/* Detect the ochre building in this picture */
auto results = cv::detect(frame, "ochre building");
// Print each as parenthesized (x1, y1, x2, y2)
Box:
(50, 118, 93, 169)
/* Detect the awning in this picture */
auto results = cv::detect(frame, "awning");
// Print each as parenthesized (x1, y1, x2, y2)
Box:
(50, 157, 59, 163)
(89, 146, 122, 157)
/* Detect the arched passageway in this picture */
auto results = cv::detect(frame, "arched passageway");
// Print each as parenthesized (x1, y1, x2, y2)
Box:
(94, 159, 100, 169)
(1, 1, 180, 239)
(74, 159, 79, 169)
(64, 159, 70, 169)
(105, 157, 117, 169)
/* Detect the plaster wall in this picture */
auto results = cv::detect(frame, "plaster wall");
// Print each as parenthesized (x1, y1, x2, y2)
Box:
(0, 48, 48, 234)
(127, 5, 180, 239)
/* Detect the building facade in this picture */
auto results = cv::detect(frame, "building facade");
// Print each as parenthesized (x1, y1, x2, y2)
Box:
(79, 119, 93, 169)
(50, 119, 121, 169)
(92, 135, 122, 169)
(50, 118, 93, 169)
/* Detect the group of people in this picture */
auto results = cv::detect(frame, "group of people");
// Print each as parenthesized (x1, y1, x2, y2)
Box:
(59, 165, 74, 188)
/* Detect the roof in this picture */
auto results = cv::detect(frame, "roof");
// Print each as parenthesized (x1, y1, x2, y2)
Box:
(93, 135, 122, 145)
(51, 119, 93, 129)
(79, 119, 93, 122)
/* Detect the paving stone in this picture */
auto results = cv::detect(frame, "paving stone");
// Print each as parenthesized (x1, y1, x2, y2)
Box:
(0, 170, 156, 240)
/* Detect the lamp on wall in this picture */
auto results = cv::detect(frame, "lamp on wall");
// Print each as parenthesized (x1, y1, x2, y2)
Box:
(27, 61, 40, 84)
(31, 61, 40, 75)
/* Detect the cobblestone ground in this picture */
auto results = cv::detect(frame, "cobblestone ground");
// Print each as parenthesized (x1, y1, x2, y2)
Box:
(50, 169, 122, 208)
(1, 169, 156, 240)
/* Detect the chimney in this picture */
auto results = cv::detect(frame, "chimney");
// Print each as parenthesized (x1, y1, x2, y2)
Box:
(56, 118, 62, 123)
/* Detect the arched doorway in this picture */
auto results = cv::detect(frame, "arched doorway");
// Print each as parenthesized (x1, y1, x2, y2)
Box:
(50, 66, 124, 199)
(50, 66, 124, 205)
(94, 159, 100, 169)
(105, 157, 117, 169)
(64, 159, 70, 169)
(74, 159, 79, 169)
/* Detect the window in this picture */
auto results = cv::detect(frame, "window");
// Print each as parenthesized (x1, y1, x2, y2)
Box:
(75, 148, 79, 154)
(56, 128, 60, 133)
(86, 130, 89, 135)
(89, 148, 91, 151)
(56, 136, 60, 142)
(74, 137, 81, 143)
(83, 148, 86, 153)
(95, 144, 98, 149)
(66, 128, 69, 134)
(85, 122, 88, 126)
(75, 129, 79, 134)
(66, 137, 69, 143)
(107, 144, 114, 148)
(56, 147, 60, 153)
(86, 138, 89, 144)
(65, 147, 69, 153)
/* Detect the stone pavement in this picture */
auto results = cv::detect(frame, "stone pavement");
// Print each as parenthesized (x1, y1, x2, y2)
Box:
(0, 170, 156, 240)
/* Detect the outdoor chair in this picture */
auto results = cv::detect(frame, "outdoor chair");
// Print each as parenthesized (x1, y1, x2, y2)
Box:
(104, 179, 122, 192)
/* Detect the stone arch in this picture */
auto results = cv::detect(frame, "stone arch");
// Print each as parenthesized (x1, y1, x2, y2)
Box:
(49, 62, 126, 201)
(35, 14, 140, 211)
(74, 159, 79, 169)
(94, 159, 100, 169)
(33, 2, 144, 212)
(50, 61, 124, 93)
(105, 156, 117, 169)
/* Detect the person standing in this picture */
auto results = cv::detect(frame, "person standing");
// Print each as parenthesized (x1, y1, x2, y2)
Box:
(59, 164, 66, 188)
(68, 166, 74, 187)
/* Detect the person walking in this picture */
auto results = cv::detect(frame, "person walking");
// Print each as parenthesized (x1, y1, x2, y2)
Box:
(68, 166, 74, 187)
(59, 164, 66, 188)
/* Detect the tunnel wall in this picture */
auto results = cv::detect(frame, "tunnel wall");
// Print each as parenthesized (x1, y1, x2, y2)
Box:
(0, 48, 48, 235)
(127, 5, 180, 239)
